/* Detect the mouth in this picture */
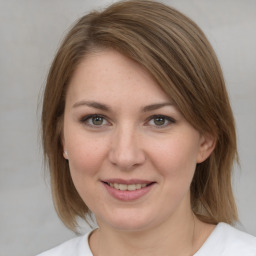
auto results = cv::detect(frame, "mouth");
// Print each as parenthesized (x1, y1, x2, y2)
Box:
(101, 179, 156, 201)
(103, 182, 155, 191)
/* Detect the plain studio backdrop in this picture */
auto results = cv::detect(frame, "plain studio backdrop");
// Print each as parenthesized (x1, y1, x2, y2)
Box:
(0, 0, 255, 255)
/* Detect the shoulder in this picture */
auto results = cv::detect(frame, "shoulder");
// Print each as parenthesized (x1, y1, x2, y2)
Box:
(219, 223, 256, 252)
(36, 231, 93, 256)
(195, 222, 256, 256)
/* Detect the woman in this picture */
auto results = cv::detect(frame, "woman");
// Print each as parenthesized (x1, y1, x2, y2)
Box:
(38, 0, 256, 255)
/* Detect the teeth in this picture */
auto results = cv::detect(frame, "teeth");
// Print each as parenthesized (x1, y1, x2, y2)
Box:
(119, 184, 127, 191)
(136, 184, 142, 189)
(109, 183, 149, 191)
(127, 184, 136, 191)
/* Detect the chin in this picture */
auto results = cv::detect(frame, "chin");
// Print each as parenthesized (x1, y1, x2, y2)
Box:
(97, 209, 159, 232)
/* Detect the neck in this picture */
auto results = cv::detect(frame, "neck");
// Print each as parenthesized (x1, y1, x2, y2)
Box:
(90, 210, 199, 256)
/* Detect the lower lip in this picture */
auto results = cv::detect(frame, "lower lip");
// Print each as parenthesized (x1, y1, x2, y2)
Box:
(102, 183, 154, 201)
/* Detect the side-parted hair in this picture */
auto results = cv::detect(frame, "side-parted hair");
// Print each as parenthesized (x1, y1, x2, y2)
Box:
(42, 0, 238, 231)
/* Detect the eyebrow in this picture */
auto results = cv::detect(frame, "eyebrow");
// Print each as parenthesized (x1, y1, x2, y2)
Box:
(142, 102, 174, 112)
(72, 101, 110, 111)
(72, 100, 174, 112)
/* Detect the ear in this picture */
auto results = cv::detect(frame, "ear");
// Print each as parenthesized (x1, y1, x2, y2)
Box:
(197, 133, 216, 163)
(62, 137, 69, 160)
(63, 150, 69, 159)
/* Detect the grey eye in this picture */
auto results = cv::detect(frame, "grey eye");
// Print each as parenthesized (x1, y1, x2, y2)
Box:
(147, 115, 175, 128)
(153, 116, 166, 126)
(91, 116, 104, 125)
(81, 114, 109, 127)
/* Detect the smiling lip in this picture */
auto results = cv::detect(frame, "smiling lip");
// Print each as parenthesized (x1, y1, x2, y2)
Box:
(102, 179, 155, 201)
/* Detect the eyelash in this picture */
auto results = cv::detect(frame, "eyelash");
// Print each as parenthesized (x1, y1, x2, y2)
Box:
(146, 115, 176, 128)
(80, 114, 109, 128)
(80, 114, 176, 128)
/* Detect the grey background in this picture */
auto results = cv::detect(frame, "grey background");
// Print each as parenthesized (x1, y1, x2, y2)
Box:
(0, 0, 255, 255)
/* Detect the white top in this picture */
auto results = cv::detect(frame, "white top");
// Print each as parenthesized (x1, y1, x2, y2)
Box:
(37, 223, 256, 256)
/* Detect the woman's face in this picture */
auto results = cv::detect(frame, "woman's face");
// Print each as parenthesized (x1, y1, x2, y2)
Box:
(63, 49, 213, 231)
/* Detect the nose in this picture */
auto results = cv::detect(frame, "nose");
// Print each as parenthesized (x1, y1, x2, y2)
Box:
(108, 124, 146, 170)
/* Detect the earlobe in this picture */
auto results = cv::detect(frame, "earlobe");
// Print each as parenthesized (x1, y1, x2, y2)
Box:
(197, 134, 216, 163)
(62, 137, 68, 160)
(63, 150, 69, 159)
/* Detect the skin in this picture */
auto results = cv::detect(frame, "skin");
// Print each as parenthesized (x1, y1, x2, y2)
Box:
(63, 49, 216, 256)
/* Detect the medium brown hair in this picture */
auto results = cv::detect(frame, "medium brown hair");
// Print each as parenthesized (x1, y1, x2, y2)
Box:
(42, 0, 238, 231)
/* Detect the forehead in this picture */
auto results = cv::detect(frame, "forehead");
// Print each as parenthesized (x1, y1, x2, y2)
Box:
(66, 49, 171, 107)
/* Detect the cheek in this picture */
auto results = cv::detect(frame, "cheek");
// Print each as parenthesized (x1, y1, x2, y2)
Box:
(149, 135, 199, 181)
(66, 137, 109, 208)
(66, 133, 108, 178)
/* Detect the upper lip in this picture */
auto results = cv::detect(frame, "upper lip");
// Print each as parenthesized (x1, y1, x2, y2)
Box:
(102, 179, 154, 185)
